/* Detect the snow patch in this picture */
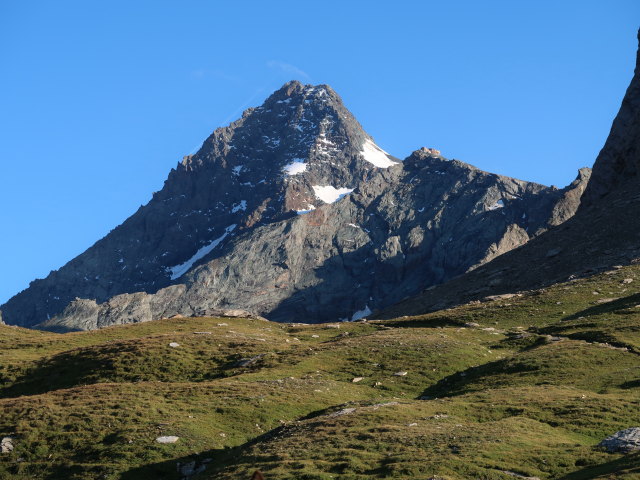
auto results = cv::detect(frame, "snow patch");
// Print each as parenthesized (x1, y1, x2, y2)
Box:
(231, 200, 247, 213)
(296, 205, 316, 215)
(312, 185, 354, 204)
(351, 305, 372, 321)
(232, 165, 243, 176)
(360, 139, 397, 168)
(283, 160, 307, 175)
(167, 224, 237, 280)
(488, 199, 505, 211)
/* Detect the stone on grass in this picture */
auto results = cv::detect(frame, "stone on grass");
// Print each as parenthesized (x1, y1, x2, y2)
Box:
(328, 408, 356, 417)
(178, 460, 207, 477)
(598, 427, 640, 453)
(234, 354, 264, 367)
(156, 436, 180, 444)
(0, 437, 14, 453)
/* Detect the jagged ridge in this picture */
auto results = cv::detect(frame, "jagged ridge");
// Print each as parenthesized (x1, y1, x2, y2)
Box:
(376, 30, 640, 319)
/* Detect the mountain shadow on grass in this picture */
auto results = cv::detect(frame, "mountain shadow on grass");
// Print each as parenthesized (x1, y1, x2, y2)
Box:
(120, 447, 230, 480)
(374, 315, 469, 329)
(562, 293, 640, 321)
(418, 358, 539, 399)
(0, 342, 235, 398)
(121, 427, 289, 480)
(559, 451, 640, 479)
(0, 348, 112, 398)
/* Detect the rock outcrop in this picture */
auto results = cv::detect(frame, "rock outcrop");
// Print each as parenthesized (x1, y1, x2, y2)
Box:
(598, 427, 640, 453)
(582, 29, 640, 206)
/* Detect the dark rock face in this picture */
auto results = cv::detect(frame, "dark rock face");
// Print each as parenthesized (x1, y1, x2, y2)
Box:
(1, 82, 588, 330)
(376, 32, 640, 319)
(582, 29, 640, 206)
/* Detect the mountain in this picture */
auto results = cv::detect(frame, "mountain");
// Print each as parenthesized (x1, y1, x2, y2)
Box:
(2, 81, 390, 327)
(1, 82, 588, 330)
(376, 30, 640, 319)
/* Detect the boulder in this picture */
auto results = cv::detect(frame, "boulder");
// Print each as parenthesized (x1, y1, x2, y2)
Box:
(156, 436, 180, 444)
(598, 427, 640, 453)
(0, 436, 14, 453)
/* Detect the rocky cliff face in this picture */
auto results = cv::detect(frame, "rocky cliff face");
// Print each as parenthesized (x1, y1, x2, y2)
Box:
(376, 31, 640, 319)
(1, 82, 588, 330)
(581, 30, 640, 206)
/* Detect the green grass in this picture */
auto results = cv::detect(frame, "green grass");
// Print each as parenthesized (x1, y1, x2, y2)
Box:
(1, 264, 639, 479)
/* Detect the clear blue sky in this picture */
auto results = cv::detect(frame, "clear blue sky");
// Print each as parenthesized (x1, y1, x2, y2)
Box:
(1, 1, 638, 304)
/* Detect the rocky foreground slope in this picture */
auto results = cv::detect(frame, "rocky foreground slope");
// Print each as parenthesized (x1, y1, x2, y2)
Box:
(2, 83, 587, 330)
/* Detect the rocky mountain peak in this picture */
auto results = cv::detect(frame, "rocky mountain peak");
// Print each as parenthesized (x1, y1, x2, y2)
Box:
(417, 146, 442, 157)
(1, 78, 593, 330)
(0, 81, 399, 328)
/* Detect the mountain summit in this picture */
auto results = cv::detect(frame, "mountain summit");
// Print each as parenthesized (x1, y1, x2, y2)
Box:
(1, 81, 588, 330)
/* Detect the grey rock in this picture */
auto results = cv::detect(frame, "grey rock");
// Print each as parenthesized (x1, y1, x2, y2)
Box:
(545, 248, 562, 258)
(177, 460, 207, 478)
(155, 436, 179, 444)
(234, 354, 265, 367)
(0, 436, 14, 453)
(598, 427, 640, 453)
(327, 407, 356, 417)
(500, 471, 540, 480)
